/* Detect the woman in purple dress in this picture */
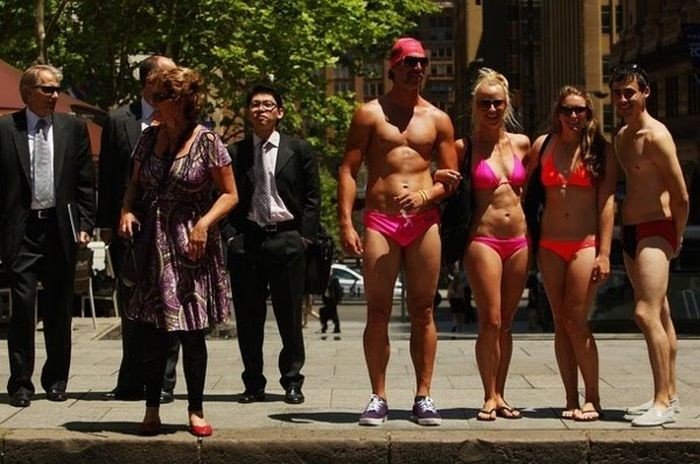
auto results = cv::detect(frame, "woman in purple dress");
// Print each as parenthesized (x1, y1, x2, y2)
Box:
(119, 67, 237, 437)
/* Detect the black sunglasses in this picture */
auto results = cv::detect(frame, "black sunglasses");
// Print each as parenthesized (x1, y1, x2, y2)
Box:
(152, 91, 176, 103)
(558, 105, 588, 116)
(35, 85, 61, 95)
(402, 56, 429, 68)
(477, 99, 506, 110)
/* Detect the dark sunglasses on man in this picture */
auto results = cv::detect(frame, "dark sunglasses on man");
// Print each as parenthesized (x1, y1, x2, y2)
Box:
(34, 85, 61, 95)
(402, 56, 429, 68)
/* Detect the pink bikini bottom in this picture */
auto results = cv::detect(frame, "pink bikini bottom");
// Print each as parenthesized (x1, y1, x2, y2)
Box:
(363, 208, 440, 248)
(470, 235, 529, 261)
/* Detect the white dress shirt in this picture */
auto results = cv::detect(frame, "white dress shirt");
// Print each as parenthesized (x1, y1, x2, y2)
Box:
(248, 130, 294, 225)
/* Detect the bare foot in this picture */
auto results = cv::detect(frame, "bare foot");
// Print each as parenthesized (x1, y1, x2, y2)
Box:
(573, 402, 602, 422)
(561, 400, 580, 419)
(189, 410, 209, 428)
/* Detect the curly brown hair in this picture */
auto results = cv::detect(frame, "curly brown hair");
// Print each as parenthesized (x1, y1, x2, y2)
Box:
(148, 66, 204, 123)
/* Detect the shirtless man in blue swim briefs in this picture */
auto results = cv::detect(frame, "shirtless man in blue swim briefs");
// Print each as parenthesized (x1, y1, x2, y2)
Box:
(338, 37, 458, 426)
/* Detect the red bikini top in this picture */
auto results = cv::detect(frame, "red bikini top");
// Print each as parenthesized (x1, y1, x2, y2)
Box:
(541, 151, 594, 188)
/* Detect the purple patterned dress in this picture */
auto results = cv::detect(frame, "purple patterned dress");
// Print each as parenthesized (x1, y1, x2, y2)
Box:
(125, 125, 232, 331)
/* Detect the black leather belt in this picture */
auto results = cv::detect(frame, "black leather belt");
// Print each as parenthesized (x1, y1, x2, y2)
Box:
(250, 220, 297, 234)
(29, 208, 55, 220)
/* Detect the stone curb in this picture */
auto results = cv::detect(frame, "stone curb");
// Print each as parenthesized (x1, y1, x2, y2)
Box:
(2, 429, 699, 464)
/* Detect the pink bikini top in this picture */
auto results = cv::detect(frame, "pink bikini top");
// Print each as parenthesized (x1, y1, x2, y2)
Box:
(471, 139, 526, 190)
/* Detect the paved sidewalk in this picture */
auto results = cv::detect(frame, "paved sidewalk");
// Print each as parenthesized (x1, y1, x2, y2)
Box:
(0, 316, 698, 463)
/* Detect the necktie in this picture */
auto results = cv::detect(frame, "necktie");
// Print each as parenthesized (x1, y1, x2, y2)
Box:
(253, 140, 272, 223)
(33, 118, 53, 208)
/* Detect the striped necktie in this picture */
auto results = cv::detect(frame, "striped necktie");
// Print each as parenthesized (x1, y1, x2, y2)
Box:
(253, 140, 272, 223)
(33, 118, 54, 208)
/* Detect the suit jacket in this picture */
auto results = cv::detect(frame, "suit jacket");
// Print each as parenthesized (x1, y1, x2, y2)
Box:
(0, 110, 96, 263)
(221, 133, 320, 246)
(96, 101, 142, 229)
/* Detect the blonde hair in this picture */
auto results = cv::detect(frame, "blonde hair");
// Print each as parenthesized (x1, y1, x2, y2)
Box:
(19, 64, 62, 103)
(471, 67, 521, 132)
(547, 85, 606, 179)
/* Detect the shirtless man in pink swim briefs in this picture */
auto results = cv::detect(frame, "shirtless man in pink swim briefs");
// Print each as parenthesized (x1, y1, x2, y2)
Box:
(610, 64, 689, 427)
(338, 37, 458, 426)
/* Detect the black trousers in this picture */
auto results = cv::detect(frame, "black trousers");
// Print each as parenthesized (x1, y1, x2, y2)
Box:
(112, 239, 179, 395)
(228, 229, 306, 392)
(7, 215, 74, 396)
(320, 301, 340, 332)
(140, 323, 206, 411)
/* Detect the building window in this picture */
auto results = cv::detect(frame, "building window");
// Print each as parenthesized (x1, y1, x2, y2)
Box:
(601, 5, 611, 34)
(648, 82, 658, 116)
(666, 76, 679, 117)
(602, 55, 611, 84)
(363, 81, 383, 99)
(334, 66, 350, 79)
(334, 81, 353, 94)
(689, 75, 700, 115)
(615, 4, 623, 34)
(603, 103, 614, 134)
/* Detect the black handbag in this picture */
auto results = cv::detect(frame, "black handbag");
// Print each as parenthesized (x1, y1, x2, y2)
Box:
(523, 133, 553, 255)
(440, 139, 473, 266)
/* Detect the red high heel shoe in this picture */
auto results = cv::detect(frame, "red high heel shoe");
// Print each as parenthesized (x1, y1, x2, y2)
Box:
(188, 422, 213, 437)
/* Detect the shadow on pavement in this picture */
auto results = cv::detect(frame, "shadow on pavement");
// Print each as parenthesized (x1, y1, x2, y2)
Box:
(62, 421, 184, 436)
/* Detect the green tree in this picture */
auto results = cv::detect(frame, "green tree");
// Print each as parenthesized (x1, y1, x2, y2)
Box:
(0, 0, 438, 237)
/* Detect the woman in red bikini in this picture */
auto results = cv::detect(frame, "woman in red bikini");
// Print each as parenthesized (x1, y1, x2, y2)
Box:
(456, 68, 531, 421)
(528, 86, 617, 421)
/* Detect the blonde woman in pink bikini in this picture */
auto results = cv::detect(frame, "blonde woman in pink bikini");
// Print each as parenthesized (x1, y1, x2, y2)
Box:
(529, 86, 616, 421)
(458, 68, 530, 421)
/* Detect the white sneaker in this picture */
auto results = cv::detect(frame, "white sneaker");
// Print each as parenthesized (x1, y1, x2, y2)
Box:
(630, 406, 675, 427)
(625, 397, 680, 420)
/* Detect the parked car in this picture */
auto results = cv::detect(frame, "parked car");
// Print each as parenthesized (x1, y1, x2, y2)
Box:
(330, 263, 403, 299)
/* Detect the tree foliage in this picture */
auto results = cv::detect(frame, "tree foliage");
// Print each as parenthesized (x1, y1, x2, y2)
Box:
(0, 0, 438, 236)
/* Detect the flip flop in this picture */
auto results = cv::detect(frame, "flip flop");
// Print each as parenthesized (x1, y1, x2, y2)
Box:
(476, 408, 496, 421)
(495, 405, 522, 419)
(561, 409, 577, 419)
(573, 407, 603, 422)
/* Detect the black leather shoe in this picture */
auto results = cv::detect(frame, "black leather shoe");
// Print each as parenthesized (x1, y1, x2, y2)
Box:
(284, 386, 305, 404)
(9, 392, 31, 408)
(102, 388, 144, 401)
(46, 388, 67, 402)
(160, 390, 174, 404)
(238, 390, 266, 404)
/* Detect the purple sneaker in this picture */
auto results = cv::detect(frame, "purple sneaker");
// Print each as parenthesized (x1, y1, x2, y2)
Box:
(359, 394, 388, 426)
(411, 396, 442, 426)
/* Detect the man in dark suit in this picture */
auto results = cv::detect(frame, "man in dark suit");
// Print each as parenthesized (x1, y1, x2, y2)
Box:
(0, 64, 95, 407)
(97, 55, 179, 403)
(222, 84, 320, 404)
